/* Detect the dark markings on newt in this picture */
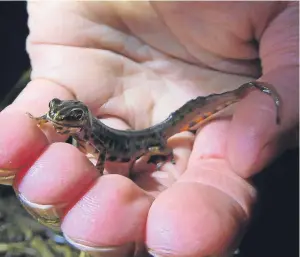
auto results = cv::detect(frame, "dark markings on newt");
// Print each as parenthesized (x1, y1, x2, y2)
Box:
(28, 81, 281, 175)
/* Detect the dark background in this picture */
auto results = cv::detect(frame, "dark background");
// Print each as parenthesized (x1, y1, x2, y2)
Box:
(0, 2, 29, 98)
(0, 2, 298, 257)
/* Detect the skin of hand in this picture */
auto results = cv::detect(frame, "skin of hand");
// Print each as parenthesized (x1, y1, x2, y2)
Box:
(0, 2, 298, 257)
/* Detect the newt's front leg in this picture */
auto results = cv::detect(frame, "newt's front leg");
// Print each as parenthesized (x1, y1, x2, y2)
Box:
(95, 151, 106, 175)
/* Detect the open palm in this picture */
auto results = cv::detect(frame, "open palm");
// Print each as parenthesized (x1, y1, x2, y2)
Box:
(0, 2, 298, 257)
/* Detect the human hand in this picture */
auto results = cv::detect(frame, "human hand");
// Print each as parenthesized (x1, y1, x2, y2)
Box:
(0, 2, 298, 257)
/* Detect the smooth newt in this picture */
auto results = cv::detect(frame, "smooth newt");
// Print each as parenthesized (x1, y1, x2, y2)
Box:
(27, 81, 281, 175)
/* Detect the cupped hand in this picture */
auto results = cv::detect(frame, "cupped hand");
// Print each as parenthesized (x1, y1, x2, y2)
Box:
(0, 2, 298, 257)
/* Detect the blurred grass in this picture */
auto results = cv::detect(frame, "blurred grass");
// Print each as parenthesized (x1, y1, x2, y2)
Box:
(0, 192, 82, 257)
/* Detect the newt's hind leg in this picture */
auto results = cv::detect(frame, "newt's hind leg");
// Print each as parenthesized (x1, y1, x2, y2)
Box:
(95, 151, 106, 175)
(145, 146, 175, 169)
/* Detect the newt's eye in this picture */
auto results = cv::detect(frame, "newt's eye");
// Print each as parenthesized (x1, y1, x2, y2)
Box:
(69, 109, 84, 120)
(49, 98, 61, 108)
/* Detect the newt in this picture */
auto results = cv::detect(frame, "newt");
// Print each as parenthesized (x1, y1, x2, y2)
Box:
(27, 81, 280, 175)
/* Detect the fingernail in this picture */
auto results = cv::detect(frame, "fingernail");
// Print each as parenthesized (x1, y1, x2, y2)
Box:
(148, 248, 240, 257)
(147, 248, 164, 257)
(64, 234, 136, 257)
(16, 191, 65, 231)
(0, 168, 16, 185)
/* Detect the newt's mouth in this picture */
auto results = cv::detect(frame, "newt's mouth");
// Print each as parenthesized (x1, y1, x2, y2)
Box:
(26, 112, 48, 125)
(27, 112, 83, 128)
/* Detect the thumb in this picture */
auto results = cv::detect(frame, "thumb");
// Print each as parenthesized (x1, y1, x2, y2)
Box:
(229, 3, 299, 178)
(227, 67, 298, 178)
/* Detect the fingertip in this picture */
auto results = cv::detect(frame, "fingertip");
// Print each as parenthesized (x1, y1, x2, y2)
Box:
(146, 180, 247, 257)
(227, 92, 279, 178)
(61, 174, 153, 246)
(0, 107, 49, 171)
(14, 142, 99, 203)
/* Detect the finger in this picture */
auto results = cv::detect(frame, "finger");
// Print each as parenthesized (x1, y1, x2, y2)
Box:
(229, 3, 299, 178)
(146, 162, 254, 257)
(14, 142, 98, 203)
(0, 80, 68, 170)
(61, 175, 153, 256)
(0, 108, 47, 181)
(13, 142, 98, 228)
(0, 79, 73, 182)
(227, 68, 299, 178)
(146, 121, 256, 257)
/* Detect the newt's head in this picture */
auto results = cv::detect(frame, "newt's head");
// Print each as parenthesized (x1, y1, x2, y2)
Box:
(48, 98, 88, 124)
(27, 98, 92, 135)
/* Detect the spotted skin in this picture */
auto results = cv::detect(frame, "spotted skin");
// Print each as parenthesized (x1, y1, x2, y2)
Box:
(179, 100, 236, 132)
(28, 81, 281, 175)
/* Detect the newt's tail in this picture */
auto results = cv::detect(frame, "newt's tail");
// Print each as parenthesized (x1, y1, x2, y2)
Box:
(162, 81, 281, 139)
(243, 81, 281, 123)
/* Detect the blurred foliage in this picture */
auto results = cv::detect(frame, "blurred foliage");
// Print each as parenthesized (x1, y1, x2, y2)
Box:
(0, 189, 85, 257)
